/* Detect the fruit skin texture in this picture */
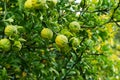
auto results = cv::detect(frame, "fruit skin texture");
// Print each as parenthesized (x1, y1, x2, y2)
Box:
(41, 28, 53, 40)
(24, 0, 33, 9)
(24, 0, 46, 9)
(55, 35, 68, 48)
(0, 38, 11, 51)
(69, 21, 80, 33)
(4, 25, 17, 37)
(69, 37, 80, 47)
(12, 41, 22, 51)
(32, 0, 46, 9)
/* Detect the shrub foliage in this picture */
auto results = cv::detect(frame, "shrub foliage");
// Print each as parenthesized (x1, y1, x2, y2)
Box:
(0, 0, 120, 79)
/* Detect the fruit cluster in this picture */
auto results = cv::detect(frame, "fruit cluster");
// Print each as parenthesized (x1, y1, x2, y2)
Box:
(40, 21, 81, 52)
(0, 25, 25, 52)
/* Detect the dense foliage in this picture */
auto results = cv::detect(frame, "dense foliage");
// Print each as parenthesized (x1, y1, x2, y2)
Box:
(0, 0, 120, 79)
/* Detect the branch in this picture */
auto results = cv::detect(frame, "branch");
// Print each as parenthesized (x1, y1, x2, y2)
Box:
(81, 25, 96, 28)
(98, 4, 120, 27)
(88, 8, 109, 13)
(113, 19, 120, 27)
(82, 0, 86, 10)
(88, 53, 104, 56)
(62, 36, 87, 79)
(109, 0, 120, 21)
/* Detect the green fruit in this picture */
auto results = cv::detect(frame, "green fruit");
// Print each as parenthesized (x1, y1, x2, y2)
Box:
(69, 21, 80, 33)
(4, 25, 17, 37)
(12, 41, 22, 51)
(0, 38, 11, 51)
(24, 0, 33, 9)
(69, 37, 80, 47)
(47, 0, 57, 8)
(24, 0, 46, 9)
(55, 35, 68, 48)
(32, 0, 46, 9)
(41, 28, 53, 40)
(60, 29, 73, 38)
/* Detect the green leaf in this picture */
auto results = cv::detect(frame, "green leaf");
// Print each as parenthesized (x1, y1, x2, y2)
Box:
(99, 31, 108, 41)
(1, 67, 7, 78)
(18, 0, 24, 11)
(49, 67, 59, 76)
(101, 44, 110, 51)
(18, 38, 26, 42)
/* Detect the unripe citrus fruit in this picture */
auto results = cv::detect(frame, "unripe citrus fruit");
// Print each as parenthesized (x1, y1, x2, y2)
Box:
(69, 21, 80, 33)
(69, 37, 80, 47)
(24, 0, 33, 9)
(4, 25, 17, 37)
(0, 38, 11, 51)
(41, 28, 53, 40)
(12, 41, 22, 51)
(55, 35, 68, 48)
(47, 0, 57, 8)
(32, 0, 46, 9)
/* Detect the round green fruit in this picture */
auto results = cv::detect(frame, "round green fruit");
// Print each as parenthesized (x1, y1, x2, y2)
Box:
(41, 28, 53, 40)
(32, 0, 46, 9)
(69, 21, 80, 33)
(24, 0, 33, 9)
(0, 38, 11, 51)
(69, 37, 80, 47)
(12, 41, 22, 51)
(4, 25, 17, 37)
(55, 35, 68, 48)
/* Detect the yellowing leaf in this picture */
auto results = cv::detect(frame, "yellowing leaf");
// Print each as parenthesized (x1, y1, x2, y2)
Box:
(91, 0, 99, 4)
(108, 38, 114, 46)
(99, 14, 110, 20)
(86, 29, 92, 39)
(109, 54, 119, 61)
(22, 72, 27, 77)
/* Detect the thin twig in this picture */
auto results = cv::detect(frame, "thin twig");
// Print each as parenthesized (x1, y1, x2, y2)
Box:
(62, 37, 87, 80)
(109, 0, 120, 21)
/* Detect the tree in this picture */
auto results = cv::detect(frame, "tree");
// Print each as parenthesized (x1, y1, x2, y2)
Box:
(0, 0, 120, 79)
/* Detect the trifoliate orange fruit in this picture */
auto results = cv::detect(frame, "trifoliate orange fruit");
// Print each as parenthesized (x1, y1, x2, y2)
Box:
(24, 0, 33, 9)
(55, 35, 68, 48)
(0, 38, 11, 51)
(41, 28, 53, 40)
(12, 41, 22, 51)
(32, 0, 46, 9)
(69, 37, 80, 47)
(4, 25, 17, 37)
(69, 21, 80, 33)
